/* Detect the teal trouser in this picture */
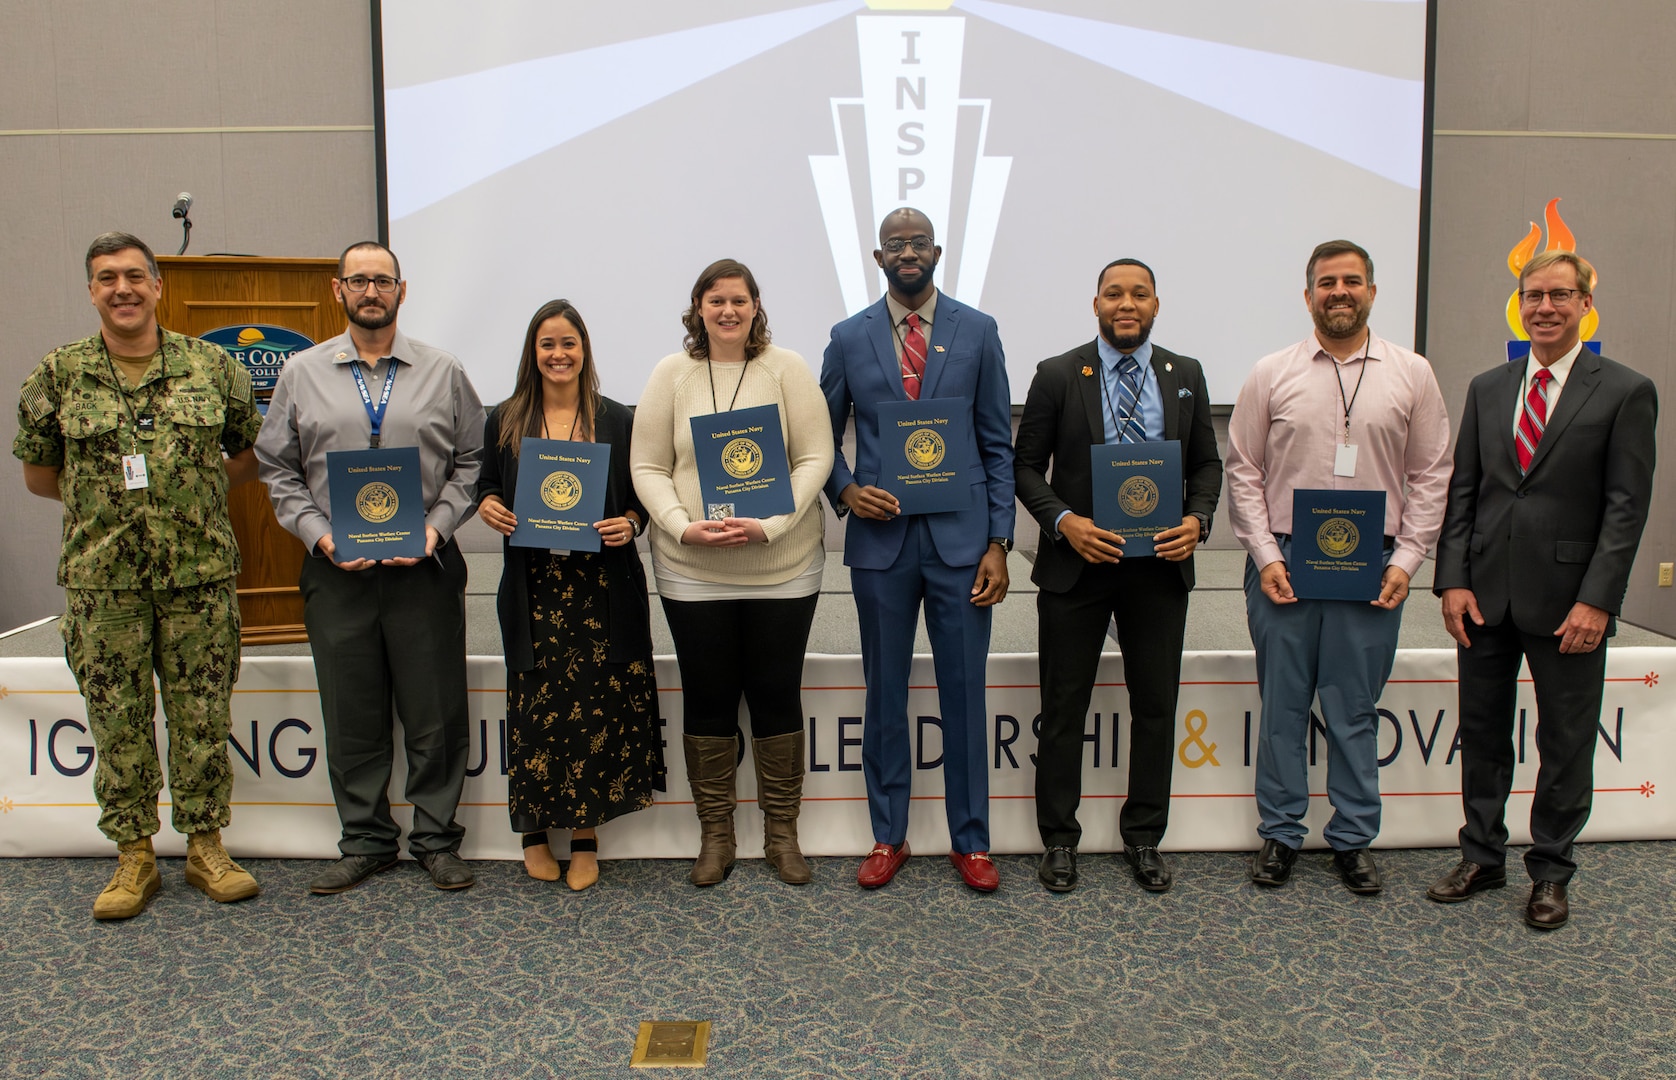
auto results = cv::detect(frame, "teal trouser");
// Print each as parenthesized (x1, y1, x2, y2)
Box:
(62, 580, 241, 843)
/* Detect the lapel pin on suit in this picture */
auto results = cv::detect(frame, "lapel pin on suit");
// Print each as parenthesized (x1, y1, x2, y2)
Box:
(1165, 362, 1173, 372)
(1081, 366, 1094, 377)
(933, 345, 945, 352)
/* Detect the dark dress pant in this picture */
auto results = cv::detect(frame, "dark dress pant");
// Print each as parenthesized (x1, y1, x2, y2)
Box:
(852, 517, 993, 854)
(1456, 614, 1607, 883)
(1035, 556, 1187, 849)
(300, 544, 471, 858)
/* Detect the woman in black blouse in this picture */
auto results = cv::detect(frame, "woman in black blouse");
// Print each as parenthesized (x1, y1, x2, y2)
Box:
(476, 299, 664, 888)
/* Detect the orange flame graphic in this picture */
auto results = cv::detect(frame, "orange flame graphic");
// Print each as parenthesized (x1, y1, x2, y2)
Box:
(1505, 198, 1598, 341)
(1543, 198, 1576, 253)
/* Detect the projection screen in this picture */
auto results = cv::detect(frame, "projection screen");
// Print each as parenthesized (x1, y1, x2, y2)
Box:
(378, 1, 1432, 405)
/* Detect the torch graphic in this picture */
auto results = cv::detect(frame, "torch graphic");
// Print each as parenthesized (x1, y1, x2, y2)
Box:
(1505, 198, 1601, 361)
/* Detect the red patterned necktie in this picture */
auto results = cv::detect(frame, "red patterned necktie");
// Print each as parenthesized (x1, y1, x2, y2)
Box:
(901, 312, 926, 400)
(1516, 368, 1552, 473)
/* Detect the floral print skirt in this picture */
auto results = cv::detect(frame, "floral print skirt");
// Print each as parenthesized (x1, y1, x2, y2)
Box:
(506, 550, 664, 832)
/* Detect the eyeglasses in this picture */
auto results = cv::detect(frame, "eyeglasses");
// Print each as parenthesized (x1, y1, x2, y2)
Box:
(1519, 288, 1584, 307)
(340, 275, 401, 294)
(881, 236, 935, 254)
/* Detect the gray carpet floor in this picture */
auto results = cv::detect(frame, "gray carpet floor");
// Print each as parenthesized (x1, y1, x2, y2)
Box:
(4, 844, 1675, 1079)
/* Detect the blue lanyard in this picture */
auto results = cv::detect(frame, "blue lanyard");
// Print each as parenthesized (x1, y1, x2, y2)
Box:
(349, 360, 398, 448)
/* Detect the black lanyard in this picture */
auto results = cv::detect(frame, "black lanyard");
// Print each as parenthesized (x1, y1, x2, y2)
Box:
(99, 327, 164, 454)
(1331, 338, 1372, 445)
(706, 357, 750, 415)
(1100, 355, 1146, 443)
(349, 359, 398, 448)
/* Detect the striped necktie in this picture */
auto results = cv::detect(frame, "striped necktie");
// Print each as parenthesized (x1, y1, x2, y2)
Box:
(901, 313, 926, 400)
(1115, 356, 1143, 443)
(1516, 368, 1552, 473)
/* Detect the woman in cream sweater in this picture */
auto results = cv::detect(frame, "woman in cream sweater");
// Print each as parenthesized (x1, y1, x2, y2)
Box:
(631, 258, 834, 887)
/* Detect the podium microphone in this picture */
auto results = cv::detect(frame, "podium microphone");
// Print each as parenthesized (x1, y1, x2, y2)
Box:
(172, 192, 193, 254)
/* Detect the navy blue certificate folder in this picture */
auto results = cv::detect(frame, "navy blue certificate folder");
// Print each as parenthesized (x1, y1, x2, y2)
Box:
(689, 403, 795, 519)
(1288, 488, 1387, 600)
(875, 397, 973, 515)
(326, 446, 426, 561)
(508, 439, 609, 552)
(1090, 440, 1182, 558)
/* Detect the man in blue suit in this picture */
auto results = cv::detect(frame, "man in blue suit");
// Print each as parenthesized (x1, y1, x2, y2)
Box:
(821, 207, 1015, 892)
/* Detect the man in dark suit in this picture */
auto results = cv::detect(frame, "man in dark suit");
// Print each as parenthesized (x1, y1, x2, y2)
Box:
(821, 207, 1014, 892)
(1014, 259, 1222, 893)
(1429, 249, 1657, 930)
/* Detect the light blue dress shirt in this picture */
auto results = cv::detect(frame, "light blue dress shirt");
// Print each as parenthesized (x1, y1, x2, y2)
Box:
(1095, 336, 1163, 444)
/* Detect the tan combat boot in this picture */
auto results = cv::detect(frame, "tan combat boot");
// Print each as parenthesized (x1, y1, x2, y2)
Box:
(93, 836, 161, 920)
(185, 829, 261, 903)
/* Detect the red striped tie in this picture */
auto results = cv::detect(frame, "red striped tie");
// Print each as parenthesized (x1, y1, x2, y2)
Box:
(1516, 368, 1552, 473)
(901, 313, 926, 400)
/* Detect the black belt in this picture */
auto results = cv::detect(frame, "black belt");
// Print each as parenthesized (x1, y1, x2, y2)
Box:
(1274, 532, 1396, 550)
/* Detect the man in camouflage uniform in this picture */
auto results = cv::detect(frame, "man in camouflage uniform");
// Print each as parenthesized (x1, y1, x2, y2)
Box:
(14, 232, 264, 920)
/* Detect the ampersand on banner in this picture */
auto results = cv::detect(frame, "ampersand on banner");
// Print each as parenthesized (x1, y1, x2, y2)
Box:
(1177, 710, 1219, 768)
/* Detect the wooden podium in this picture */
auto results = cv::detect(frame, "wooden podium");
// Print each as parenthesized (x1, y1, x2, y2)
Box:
(156, 256, 345, 645)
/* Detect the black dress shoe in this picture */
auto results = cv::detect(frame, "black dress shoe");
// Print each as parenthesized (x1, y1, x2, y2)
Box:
(1037, 846, 1078, 893)
(308, 854, 398, 895)
(1426, 859, 1507, 903)
(416, 850, 476, 891)
(1525, 880, 1569, 930)
(1250, 838, 1298, 887)
(1332, 848, 1383, 895)
(1123, 845, 1173, 893)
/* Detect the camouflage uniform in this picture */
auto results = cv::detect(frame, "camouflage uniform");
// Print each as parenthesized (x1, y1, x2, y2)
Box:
(13, 329, 261, 843)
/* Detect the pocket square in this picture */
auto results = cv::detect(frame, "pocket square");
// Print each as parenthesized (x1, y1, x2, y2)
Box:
(1177, 387, 1193, 398)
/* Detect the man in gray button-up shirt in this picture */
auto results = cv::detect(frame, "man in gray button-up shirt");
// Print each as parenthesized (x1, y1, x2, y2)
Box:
(256, 240, 485, 895)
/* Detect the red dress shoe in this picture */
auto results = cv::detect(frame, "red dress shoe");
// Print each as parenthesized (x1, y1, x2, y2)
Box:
(857, 842, 910, 888)
(949, 851, 999, 892)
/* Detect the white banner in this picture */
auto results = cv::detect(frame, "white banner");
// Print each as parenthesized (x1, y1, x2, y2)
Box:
(2, 650, 1671, 859)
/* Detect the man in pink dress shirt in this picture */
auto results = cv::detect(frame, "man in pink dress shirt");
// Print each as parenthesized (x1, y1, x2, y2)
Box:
(1224, 240, 1451, 895)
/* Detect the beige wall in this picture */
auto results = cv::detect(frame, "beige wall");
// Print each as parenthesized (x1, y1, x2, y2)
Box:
(1425, 0, 1676, 635)
(0, 2, 377, 627)
(3, 2, 1673, 634)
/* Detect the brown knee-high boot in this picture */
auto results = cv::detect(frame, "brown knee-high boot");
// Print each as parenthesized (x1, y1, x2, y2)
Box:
(684, 734, 738, 886)
(753, 731, 811, 885)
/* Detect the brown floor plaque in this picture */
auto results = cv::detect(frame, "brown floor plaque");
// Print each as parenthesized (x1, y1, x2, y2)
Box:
(630, 1021, 710, 1068)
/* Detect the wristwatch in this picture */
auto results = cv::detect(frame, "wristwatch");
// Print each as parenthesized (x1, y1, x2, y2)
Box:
(989, 536, 1013, 553)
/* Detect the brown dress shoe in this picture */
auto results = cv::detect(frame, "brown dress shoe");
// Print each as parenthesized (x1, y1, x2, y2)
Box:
(1525, 881, 1569, 930)
(1427, 859, 1506, 903)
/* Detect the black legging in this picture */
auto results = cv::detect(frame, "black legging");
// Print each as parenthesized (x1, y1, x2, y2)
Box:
(661, 593, 819, 740)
